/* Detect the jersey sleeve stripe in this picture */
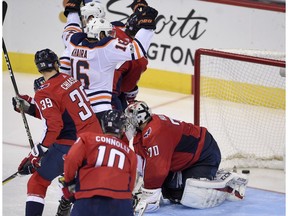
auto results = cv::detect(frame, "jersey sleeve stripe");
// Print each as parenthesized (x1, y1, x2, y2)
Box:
(89, 95, 112, 102)
(132, 40, 142, 59)
(134, 38, 147, 58)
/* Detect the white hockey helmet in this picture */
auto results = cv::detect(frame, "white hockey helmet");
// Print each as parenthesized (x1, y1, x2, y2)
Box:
(86, 17, 114, 40)
(81, 1, 106, 28)
(125, 101, 152, 128)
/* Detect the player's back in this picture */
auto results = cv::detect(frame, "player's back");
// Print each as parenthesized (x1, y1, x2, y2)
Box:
(72, 132, 137, 199)
(35, 73, 102, 146)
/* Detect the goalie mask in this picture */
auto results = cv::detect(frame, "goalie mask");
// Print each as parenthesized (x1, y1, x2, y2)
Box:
(81, 1, 106, 29)
(34, 49, 60, 72)
(101, 110, 126, 136)
(125, 101, 152, 128)
(85, 17, 114, 40)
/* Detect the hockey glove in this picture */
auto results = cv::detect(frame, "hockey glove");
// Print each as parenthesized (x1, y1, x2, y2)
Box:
(128, 0, 148, 12)
(12, 95, 34, 114)
(18, 157, 35, 175)
(58, 176, 76, 202)
(124, 86, 139, 104)
(18, 143, 48, 175)
(136, 6, 158, 30)
(33, 76, 45, 92)
(135, 187, 162, 213)
(64, 0, 82, 17)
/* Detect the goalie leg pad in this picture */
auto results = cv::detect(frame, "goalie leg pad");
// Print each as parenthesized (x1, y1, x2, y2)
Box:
(180, 178, 228, 209)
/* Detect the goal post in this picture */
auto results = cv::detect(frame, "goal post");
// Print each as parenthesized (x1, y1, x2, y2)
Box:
(193, 48, 285, 170)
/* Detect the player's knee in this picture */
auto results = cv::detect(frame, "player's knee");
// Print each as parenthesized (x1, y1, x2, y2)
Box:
(27, 172, 51, 198)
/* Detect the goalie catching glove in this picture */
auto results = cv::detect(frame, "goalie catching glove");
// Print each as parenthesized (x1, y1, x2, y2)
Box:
(134, 187, 162, 213)
(18, 143, 48, 175)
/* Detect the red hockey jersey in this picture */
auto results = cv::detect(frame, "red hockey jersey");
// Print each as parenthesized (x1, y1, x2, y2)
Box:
(113, 27, 148, 94)
(64, 132, 137, 199)
(34, 73, 102, 147)
(133, 114, 209, 189)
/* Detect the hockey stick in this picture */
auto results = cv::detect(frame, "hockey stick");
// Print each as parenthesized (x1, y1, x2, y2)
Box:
(2, 171, 19, 185)
(3, 1, 7, 23)
(2, 35, 34, 148)
(2, 1, 34, 185)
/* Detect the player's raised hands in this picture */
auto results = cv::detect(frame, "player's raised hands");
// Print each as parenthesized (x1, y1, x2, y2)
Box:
(136, 6, 158, 30)
(128, 0, 148, 12)
(64, 0, 82, 17)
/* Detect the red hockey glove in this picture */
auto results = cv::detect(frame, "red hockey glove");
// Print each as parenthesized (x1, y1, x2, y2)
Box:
(58, 176, 76, 202)
(29, 144, 48, 168)
(18, 157, 35, 175)
(18, 144, 48, 175)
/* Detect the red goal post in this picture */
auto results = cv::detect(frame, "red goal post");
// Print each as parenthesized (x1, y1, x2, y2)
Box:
(193, 48, 285, 169)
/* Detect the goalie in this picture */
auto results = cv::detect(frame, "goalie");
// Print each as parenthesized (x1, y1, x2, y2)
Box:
(124, 101, 249, 214)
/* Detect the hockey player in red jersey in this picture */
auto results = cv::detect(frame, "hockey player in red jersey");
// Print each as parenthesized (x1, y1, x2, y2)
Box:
(61, 110, 137, 216)
(14, 49, 102, 216)
(112, 10, 149, 111)
(124, 101, 249, 213)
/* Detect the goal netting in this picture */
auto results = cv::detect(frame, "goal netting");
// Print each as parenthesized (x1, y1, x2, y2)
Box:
(193, 48, 285, 170)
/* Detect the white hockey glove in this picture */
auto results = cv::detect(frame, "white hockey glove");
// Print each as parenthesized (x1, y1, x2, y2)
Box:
(135, 187, 162, 213)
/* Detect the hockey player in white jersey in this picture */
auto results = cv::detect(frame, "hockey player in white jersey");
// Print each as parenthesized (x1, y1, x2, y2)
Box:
(60, 0, 105, 74)
(64, 6, 158, 120)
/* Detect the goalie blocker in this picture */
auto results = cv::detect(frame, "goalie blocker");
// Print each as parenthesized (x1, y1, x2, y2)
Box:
(181, 170, 249, 209)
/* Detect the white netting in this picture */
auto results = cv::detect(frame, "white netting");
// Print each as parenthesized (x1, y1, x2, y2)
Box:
(196, 49, 285, 170)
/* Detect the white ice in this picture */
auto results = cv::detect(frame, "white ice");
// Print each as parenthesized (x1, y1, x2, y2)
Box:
(2, 72, 285, 216)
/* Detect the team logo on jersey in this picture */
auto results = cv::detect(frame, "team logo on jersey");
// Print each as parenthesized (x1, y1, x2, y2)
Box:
(38, 83, 50, 90)
(143, 127, 152, 138)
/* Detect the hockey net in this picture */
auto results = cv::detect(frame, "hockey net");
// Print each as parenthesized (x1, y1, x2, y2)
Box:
(193, 48, 285, 170)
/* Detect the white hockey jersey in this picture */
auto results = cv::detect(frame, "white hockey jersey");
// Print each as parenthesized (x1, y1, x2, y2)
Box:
(63, 19, 153, 113)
